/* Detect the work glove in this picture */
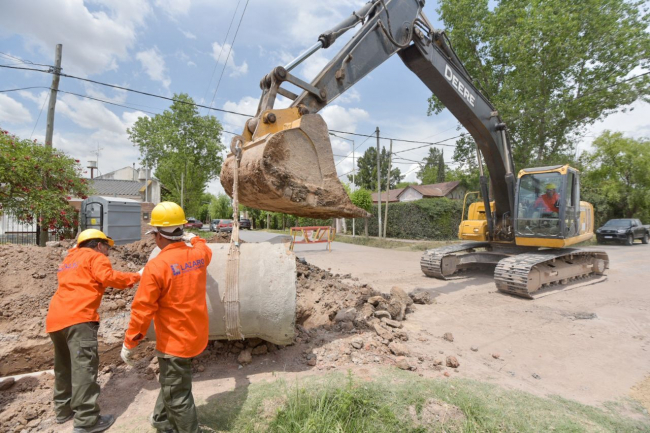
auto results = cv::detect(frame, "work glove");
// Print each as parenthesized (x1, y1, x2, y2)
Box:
(138, 267, 144, 276)
(121, 344, 135, 366)
(181, 233, 197, 242)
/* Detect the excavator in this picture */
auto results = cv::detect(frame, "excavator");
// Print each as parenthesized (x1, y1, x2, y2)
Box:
(220, 0, 609, 299)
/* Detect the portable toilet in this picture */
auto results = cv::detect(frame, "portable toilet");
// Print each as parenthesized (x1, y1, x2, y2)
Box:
(81, 196, 141, 245)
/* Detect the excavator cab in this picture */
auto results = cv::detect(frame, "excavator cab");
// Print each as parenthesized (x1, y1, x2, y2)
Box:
(514, 165, 593, 247)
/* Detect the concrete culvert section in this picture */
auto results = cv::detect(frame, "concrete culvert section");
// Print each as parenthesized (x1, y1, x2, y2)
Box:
(146, 243, 297, 345)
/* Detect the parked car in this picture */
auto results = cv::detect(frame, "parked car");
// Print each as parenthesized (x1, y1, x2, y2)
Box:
(239, 218, 252, 230)
(217, 219, 233, 233)
(184, 218, 203, 229)
(209, 219, 221, 232)
(595, 218, 649, 245)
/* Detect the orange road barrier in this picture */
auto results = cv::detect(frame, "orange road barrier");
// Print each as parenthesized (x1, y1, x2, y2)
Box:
(289, 226, 335, 251)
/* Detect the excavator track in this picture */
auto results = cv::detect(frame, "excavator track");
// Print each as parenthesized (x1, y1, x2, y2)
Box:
(494, 249, 609, 299)
(420, 242, 493, 279)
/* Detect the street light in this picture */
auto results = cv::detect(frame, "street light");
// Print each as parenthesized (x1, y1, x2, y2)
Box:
(329, 132, 356, 237)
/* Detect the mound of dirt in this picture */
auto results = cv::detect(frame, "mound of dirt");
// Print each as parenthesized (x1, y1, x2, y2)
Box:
(0, 373, 56, 433)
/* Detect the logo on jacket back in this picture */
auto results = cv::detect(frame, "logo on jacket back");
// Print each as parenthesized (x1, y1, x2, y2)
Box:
(170, 259, 205, 276)
(58, 263, 78, 272)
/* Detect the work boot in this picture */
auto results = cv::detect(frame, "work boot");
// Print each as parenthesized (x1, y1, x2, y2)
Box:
(72, 414, 115, 433)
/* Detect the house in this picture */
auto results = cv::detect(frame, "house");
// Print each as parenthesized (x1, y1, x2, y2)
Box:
(93, 166, 162, 204)
(372, 181, 466, 203)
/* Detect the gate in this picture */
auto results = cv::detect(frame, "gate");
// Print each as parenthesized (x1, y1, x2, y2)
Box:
(0, 212, 62, 246)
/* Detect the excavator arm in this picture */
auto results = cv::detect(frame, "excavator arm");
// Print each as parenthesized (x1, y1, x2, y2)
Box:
(221, 0, 515, 235)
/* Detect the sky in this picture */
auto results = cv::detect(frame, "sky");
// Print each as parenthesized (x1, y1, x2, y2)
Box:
(1, 0, 648, 198)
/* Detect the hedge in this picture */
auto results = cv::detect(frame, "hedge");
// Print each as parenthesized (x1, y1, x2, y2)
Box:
(346, 197, 464, 240)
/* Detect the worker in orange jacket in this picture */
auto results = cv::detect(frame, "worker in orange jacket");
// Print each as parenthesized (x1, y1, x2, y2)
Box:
(534, 182, 561, 214)
(46, 229, 141, 433)
(121, 202, 212, 433)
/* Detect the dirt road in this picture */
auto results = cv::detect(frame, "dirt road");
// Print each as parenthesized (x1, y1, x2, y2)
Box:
(3, 236, 648, 431)
(299, 240, 650, 408)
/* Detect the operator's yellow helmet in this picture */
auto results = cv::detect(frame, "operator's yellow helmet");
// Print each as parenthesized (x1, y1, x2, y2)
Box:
(150, 201, 188, 227)
(77, 229, 114, 247)
(545, 183, 557, 190)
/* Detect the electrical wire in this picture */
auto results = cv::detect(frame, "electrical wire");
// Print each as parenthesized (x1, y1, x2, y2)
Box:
(202, 0, 241, 114)
(0, 86, 49, 93)
(208, 0, 250, 111)
(30, 92, 48, 140)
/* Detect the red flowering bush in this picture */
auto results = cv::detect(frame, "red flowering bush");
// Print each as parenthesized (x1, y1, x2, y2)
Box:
(0, 129, 91, 230)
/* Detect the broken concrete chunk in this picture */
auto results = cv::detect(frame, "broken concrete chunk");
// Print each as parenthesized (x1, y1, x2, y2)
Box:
(443, 332, 454, 342)
(381, 318, 403, 328)
(446, 356, 460, 368)
(334, 307, 357, 323)
(388, 341, 410, 357)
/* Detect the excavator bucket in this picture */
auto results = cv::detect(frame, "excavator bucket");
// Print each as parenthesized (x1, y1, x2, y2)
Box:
(220, 108, 370, 218)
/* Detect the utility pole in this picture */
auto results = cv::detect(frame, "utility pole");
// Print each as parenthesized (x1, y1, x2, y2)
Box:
(376, 127, 381, 238)
(40, 44, 62, 247)
(383, 139, 392, 238)
(45, 44, 62, 148)
(181, 172, 184, 210)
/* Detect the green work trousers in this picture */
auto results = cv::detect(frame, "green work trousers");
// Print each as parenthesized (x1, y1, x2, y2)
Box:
(149, 356, 198, 433)
(49, 321, 101, 428)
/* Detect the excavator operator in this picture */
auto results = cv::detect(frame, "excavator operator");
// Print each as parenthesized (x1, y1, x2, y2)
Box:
(533, 183, 560, 216)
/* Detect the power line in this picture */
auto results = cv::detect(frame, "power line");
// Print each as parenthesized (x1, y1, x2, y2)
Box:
(202, 0, 241, 113)
(0, 86, 49, 93)
(30, 92, 48, 140)
(0, 52, 50, 68)
(208, 0, 250, 111)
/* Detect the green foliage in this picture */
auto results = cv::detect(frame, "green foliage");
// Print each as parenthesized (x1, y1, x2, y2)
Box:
(0, 130, 90, 233)
(197, 192, 216, 222)
(365, 198, 464, 240)
(128, 93, 224, 217)
(210, 194, 233, 219)
(432, 0, 650, 169)
(580, 131, 650, 225)
(349, 146, 403, 191)
(417, 147, 448, 184)
(349, 188, 373, 212)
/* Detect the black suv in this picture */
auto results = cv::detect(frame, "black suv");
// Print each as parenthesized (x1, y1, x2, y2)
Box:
(239, 218, 252, 230)
(596, 218, 649, 246)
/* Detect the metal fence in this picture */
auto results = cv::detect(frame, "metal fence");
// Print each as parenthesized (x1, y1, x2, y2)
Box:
(0, 213, 62, 246)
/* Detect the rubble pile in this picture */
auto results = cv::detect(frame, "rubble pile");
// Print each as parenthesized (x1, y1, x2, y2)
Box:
(0, 238, 459, 431)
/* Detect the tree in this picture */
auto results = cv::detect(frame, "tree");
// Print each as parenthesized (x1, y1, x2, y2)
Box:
(128, 94, 224, 217)
(417, 148, 448, 184)
(0, 130, 91, 240)
(210, 194, 233, 219)
(431, 0, 650, 169)
(349, 147, 403, 191)
(350, 188, 373, 236)
(580, 131, 650, 224)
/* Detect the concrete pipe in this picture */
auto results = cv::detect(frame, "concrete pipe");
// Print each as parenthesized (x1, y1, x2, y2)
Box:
(145, 242, 297, 345)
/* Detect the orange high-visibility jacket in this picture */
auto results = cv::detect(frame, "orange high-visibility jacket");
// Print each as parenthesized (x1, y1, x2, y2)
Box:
(534, 192, 560, 213)
(124, 237, 212, 358)
(46, 247, 141, 333)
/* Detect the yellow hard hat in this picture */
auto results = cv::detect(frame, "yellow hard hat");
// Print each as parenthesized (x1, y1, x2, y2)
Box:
(150, 201, 188, 227)
(77, 229, 114, 247)
(545, 183, 557, 190)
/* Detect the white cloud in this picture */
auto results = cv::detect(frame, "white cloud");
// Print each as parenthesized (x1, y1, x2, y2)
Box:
(320, 105, 369, 133)
(336, 88, 361, 105)
(180, 29, 196, 39)
(578, 101, 650, 156)
(0, 0, 152, 76)
(187, 61, 197, 67)
(211, 42, 248, 77)
(0, 94, 33, 125)
(299, 51, 331, 81)
(155, 0, 191, 17)
(57, 94, 125, 133)
(222, 96, 258, 134)
(18, 90, 49, 106)
(136, 47, 171, 88)
(122, 110, 149, 130)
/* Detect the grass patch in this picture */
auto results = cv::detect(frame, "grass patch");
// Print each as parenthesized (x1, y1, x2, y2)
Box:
(195, 369, 649, 432)
(332, 234, 458, 252)
(186, 228, 214, 240)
